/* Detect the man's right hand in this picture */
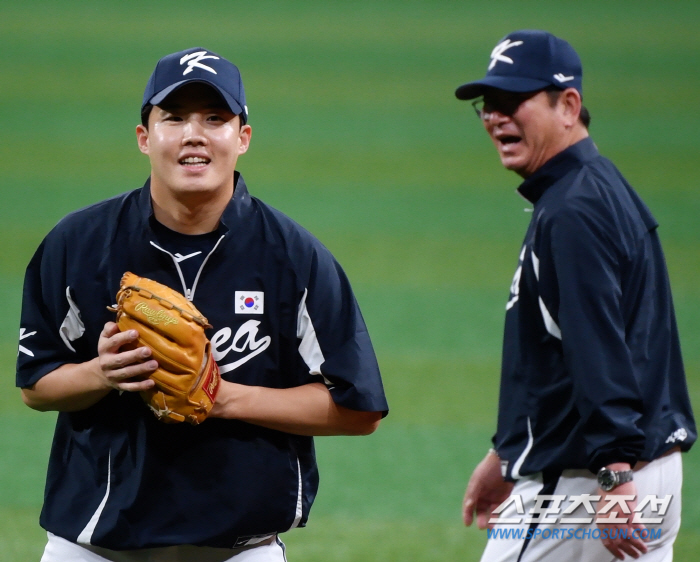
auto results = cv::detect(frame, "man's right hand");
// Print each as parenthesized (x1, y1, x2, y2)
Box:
(463, 449, 514, 529)
(22, 322, 158, 412)
(97, 322, 157, 392)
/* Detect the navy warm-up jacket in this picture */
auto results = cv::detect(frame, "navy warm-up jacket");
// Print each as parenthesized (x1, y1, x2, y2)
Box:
(16, 173, 388, 549)
(495, 138, 695, 480)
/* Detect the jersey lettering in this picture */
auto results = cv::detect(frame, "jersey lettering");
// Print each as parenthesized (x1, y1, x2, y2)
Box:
(18, 328, 37, 357)
(211, 320, 271, 374)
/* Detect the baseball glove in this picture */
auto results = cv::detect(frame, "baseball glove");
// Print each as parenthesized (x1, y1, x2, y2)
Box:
(111, 271, 220, 425)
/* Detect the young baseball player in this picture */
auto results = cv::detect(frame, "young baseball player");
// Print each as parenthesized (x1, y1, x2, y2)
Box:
(17, 47, 388, 562)
(455, 30, 695, 561)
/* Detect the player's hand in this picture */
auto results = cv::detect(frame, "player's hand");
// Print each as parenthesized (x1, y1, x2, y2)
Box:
(463, 450, 513, 529)
(596, 480, 648, 560)
(96, 322, 157, 392)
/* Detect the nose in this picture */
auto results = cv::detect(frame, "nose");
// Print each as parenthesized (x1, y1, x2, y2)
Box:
(182, 118, 207, 146)
(483, 109, 510, 125)
(481, 111, 509, 135)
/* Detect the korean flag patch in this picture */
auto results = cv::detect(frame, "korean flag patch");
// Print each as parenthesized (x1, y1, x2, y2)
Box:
(235, 291, 264, 314)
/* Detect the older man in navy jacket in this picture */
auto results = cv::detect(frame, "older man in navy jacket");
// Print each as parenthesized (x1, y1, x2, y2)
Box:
(456, 30, 695, 562)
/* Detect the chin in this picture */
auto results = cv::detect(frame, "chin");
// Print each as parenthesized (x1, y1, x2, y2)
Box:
(175, 174, 224, 190)
(500, 156, 521, 171)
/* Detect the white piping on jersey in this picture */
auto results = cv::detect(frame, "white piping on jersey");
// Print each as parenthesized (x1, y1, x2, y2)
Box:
(287, 456, 304, 531)
(531, 249, 540, 279)
(506, 246, 527, 311)
(296, 289, 330, 385)
(59, 286, 85, 352)
(510, 417, 533, 480)
(531, 250, 562, 340)
(77, 450, 111, 545)
(149, 236, 225, 301)
(538, 299, 562, 339)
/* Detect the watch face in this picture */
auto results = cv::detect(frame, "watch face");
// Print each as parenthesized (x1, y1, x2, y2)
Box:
(597, 468, 617, 492)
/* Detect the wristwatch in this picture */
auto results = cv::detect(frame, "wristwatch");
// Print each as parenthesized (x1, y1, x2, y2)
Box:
(597, 467, 634, 492)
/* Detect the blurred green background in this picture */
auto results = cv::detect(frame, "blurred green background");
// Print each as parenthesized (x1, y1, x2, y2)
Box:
(1, 0, 698, 560)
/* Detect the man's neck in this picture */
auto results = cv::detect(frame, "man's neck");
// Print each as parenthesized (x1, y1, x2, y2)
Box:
(566, 124, 590, 150)
(149, 181, 234, 235)
(548, 124, 590, 168)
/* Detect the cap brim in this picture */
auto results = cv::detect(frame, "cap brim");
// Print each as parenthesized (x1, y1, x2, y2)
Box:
(455, 76, 553, 100)
(147, 79, 247, 123)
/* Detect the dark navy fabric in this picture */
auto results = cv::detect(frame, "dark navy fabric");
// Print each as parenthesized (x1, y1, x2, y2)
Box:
(16, 173, 388, 549)
(494, 138, 695, 480)
(149, 219, 222, 290)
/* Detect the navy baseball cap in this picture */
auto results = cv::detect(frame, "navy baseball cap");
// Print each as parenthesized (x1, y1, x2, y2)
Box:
(142, 47, 248, 124)
(455, 30, 582, 100)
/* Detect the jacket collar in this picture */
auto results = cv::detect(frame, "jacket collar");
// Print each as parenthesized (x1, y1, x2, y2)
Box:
(517, 137, 599, 204)
(137, 171, 254, 234)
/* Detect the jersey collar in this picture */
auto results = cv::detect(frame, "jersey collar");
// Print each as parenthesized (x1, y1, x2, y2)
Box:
(517, 137, 599, 204)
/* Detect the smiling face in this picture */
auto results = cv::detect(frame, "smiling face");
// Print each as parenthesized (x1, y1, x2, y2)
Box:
(480, 88, 583, 178)
(136, 82, 251, 202)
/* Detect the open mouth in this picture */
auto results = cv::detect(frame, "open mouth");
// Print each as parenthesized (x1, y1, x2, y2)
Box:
(498, 135, 522, 145)
(179, 156, 210, 166)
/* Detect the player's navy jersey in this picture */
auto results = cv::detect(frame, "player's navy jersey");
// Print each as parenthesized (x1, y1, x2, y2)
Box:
(494, 138, 695, 480)
(16, 173, 388, 550)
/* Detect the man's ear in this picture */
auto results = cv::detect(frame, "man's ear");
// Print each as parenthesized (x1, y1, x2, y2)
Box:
(559, 88, 582, 129)
(238, 124, 252, 156)
(136, 124, 150, 155)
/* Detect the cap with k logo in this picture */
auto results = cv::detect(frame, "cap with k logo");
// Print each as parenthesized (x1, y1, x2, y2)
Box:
(141, 47, 248, 123)
(455, 30, 583, 100)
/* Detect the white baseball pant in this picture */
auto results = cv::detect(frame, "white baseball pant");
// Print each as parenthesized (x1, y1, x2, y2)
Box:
(479, 451, 682, 562)
(40, 533, 287, 562)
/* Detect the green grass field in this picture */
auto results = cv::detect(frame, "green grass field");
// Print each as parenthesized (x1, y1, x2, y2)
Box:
(1, 1, 699, 560)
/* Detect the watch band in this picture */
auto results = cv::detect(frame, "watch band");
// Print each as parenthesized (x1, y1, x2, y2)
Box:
(597, 467, 634, 492)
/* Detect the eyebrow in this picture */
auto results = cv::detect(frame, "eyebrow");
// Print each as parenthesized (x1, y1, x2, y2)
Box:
(159, 103, 229, 111)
